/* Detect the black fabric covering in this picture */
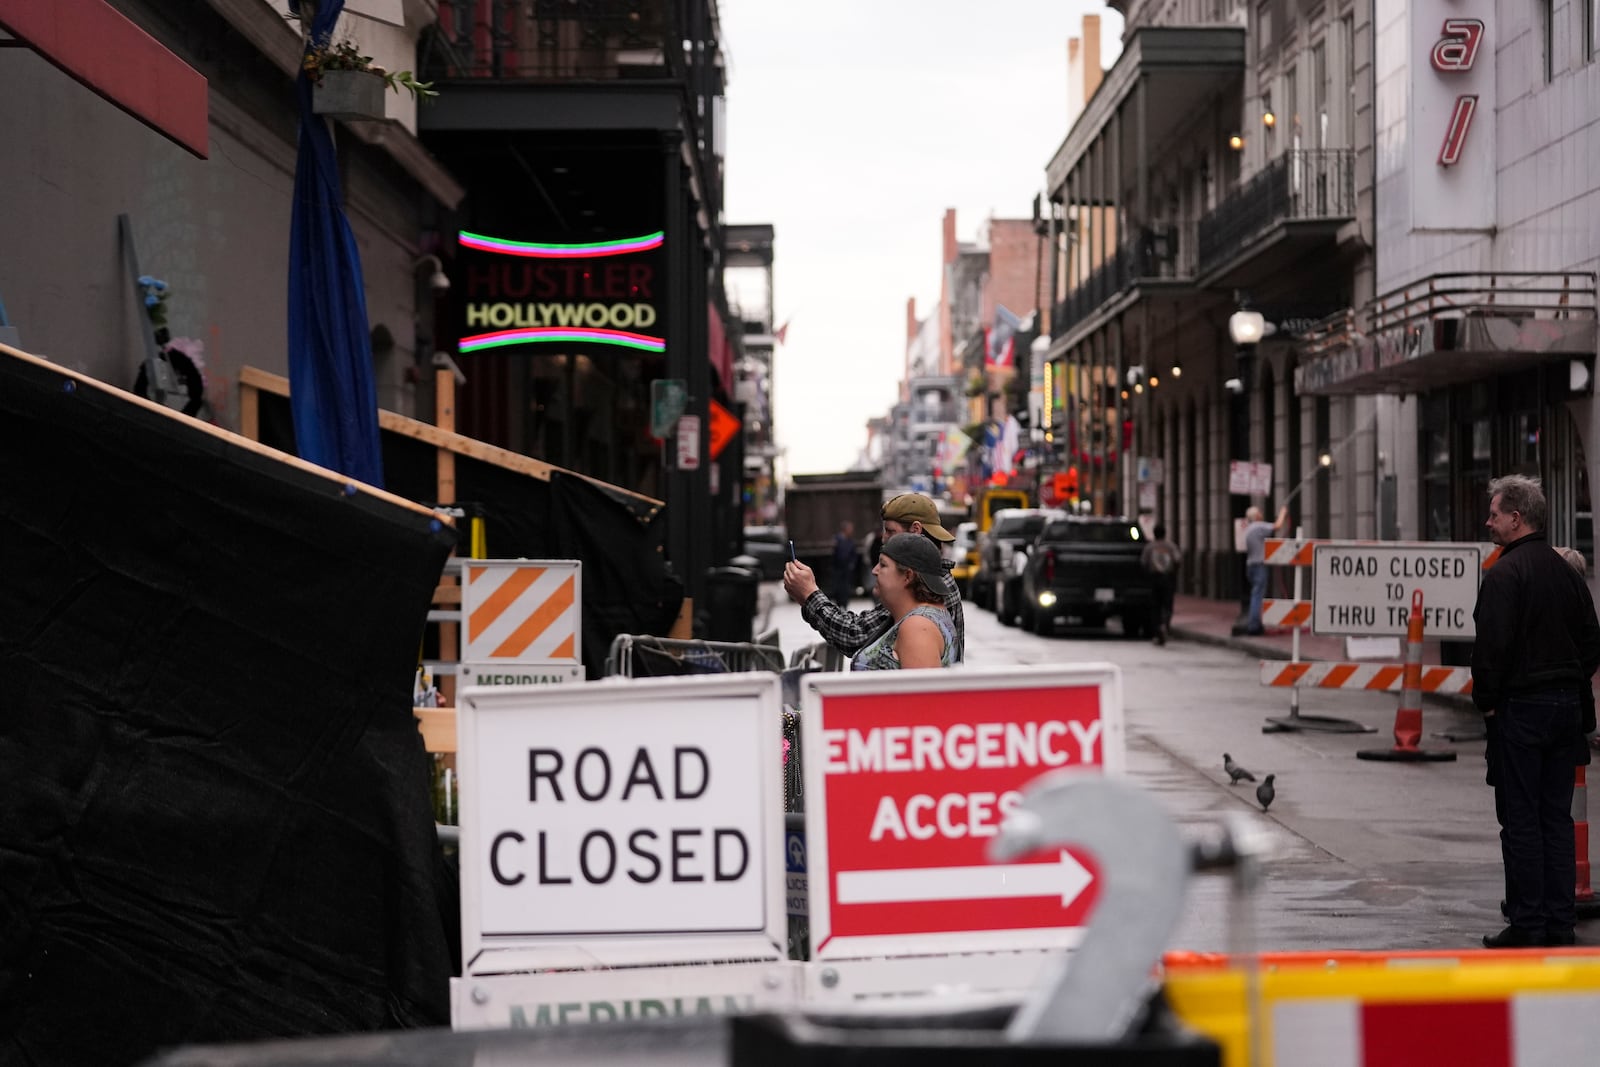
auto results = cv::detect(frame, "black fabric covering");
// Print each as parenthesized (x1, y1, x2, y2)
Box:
(259, 394, 684, 679)
(0, 353, 460, 1066)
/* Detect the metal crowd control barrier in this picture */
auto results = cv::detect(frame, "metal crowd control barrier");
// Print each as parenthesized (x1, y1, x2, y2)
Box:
(604, 634, 786, 678)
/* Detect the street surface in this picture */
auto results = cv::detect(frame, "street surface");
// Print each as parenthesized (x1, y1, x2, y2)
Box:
(756, 584, 1561, 955)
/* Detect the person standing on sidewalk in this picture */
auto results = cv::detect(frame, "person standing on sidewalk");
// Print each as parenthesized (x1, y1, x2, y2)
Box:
(1141, 523, 1182, 646)
(783, 492, 965, 664)
(828, 520, 858, 605)
(1241, 504, 1289, 636)
(1473, 475, 1600, 948)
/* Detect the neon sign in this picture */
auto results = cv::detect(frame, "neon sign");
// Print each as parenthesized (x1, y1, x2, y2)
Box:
(457, 230, 666, 353)
(1430, 18, 1484, 167)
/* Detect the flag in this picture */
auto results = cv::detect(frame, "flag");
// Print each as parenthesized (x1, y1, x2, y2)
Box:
(986, 304, 1021, 369)
(774, 319, 791, 345)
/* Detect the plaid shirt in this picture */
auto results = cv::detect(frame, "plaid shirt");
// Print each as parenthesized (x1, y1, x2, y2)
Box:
(801, 565, 965, 663)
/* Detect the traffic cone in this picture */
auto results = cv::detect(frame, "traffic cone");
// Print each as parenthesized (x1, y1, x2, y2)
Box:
(1358, 589, 1457, 762)
(1576, 765, 1600, 918)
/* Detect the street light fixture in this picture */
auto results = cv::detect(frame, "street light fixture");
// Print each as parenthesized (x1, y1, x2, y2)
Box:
(1228, 309, 1267, 346)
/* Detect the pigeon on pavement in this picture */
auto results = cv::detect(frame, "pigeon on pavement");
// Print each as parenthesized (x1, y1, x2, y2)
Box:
(1224, 752, 1257, 785)
(1257, 774, 1276, 812)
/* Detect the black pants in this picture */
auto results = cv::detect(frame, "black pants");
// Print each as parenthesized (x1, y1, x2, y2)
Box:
(1488, 691, 1586, 935)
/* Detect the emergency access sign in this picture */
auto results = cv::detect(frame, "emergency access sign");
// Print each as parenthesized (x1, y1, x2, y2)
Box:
(800, 665, 1124, 961)
(1311, 542, 1484, 638)
(456, 675, 786, 973)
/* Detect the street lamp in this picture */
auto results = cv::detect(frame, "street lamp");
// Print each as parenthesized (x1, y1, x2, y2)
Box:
(1226, 307, 1274, 393)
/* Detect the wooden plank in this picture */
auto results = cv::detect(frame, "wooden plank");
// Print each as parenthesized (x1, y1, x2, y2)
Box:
(414, 707, 456, 754)
(3, 343, 440, 520)
(239, 365, 663, 509)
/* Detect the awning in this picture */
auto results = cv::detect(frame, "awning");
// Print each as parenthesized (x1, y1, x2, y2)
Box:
(1296, 313, 1598, 396)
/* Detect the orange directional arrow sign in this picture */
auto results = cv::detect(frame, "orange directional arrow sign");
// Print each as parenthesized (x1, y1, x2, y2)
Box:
(708, 399, 741, 460)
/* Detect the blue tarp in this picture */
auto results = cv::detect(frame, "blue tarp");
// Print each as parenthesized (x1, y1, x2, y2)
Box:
(287, 0, 384, 487)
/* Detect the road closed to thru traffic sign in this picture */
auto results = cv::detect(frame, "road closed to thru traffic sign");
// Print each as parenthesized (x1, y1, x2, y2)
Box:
(799, 664, 1124, 961)
(1311, 542, 1486, 638)
(457, 674, 786, 973)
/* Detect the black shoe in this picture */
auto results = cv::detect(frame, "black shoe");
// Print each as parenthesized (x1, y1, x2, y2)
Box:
(1482, 925, 1543, 949)
(1500, 899, 1509, 919)
(1244, 627, 1265, 637)
(1546, 927, 1577, 947)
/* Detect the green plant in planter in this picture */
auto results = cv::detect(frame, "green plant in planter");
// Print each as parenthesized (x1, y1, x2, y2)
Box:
(289, 14, 438, 99)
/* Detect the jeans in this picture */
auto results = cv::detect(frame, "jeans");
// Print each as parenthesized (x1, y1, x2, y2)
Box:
(1246, 561, 1268, 633)
(1491, 691, 1585, 934)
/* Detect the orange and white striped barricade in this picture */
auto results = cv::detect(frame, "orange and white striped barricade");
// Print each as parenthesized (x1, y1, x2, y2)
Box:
(1261, 532, 1374, 736)
(1260, 660, 1472, 694)
(459, 559, 585, 689)
(1356, 589, 1456, 762)
(1162, 950, 1600, 1067)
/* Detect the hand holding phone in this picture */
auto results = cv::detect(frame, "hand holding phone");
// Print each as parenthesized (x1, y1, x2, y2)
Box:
(788, 540, 797, 561)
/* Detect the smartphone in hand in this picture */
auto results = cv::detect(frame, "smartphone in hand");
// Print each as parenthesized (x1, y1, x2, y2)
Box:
(789, 540, 797, 562)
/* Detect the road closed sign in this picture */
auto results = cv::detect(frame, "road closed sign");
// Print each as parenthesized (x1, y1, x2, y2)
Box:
(799, 664, 1124, 961)
(1312, 542, 1486, 638)
(456, 675, 786, 973)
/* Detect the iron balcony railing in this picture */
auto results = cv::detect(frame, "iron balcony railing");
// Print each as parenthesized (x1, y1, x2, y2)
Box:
(1196, 149, 1355, 276)
(1365, 272, 1598, 334)
(1051, 219, 1198, 336)
(426, 0, 696, 84)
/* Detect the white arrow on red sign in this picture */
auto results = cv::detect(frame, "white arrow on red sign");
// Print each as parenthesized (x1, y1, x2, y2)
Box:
(836, 850, 1092, 907)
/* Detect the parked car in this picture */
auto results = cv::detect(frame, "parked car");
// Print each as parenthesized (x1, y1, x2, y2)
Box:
(948, 521, 979, 596)
(1016, 515, 1159, 637)
(742, 525, 790, 581)
(978, 508, 1063, 620)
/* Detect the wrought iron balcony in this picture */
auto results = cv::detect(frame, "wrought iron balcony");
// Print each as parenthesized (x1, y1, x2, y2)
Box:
(1197, 149, 1355, 278)
(1051, 220, 1198, 337)
(425, 0, 695, 83)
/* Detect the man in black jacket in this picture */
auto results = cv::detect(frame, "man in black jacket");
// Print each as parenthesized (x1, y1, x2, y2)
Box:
(1472, 474, 1600, 948)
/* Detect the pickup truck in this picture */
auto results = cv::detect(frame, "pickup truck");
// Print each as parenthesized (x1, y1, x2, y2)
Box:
(980, 508, 1063, 621)
(1015, 516, 1159, 637)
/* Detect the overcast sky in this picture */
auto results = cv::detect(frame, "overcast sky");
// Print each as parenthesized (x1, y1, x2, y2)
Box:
(720, 0, 1123, 476)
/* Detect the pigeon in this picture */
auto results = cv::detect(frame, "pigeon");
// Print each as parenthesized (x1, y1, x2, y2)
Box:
(1256, 774, 1276, 812)
(1223, 752, 1257, 785)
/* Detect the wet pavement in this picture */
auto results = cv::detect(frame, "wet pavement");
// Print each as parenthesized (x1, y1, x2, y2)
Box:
(756, 583, 1562, 955)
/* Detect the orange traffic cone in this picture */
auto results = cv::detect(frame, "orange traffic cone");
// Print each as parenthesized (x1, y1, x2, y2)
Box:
(1577, 765, 1600, 918)
(1357, 589, 1456, 762)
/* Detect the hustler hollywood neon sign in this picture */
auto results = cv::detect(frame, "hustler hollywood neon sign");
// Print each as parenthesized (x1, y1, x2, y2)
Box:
(458, 231, 666, 353)
(1430, 17, 1483, 167)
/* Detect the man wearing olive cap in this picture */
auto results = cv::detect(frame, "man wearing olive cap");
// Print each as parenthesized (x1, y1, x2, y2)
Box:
(783, 492, 965, 663)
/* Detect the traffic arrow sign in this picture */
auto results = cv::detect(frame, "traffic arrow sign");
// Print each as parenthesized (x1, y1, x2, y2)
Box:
(800, 665, 1124, 961)
(708, 399, 740, 460)
(836, 851, 1092, 907)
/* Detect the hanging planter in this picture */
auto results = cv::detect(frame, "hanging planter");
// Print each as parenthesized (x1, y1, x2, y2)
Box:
(312, 68, 387, 121)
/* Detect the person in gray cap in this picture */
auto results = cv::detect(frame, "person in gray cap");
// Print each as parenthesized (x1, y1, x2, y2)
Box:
(850, 533, 958, 670)
(783, 491, 965, 663)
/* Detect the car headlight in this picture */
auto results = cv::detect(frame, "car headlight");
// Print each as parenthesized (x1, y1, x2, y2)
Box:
(1038, 591, 1057, 607)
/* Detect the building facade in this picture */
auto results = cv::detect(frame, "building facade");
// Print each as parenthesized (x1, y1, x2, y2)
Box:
(1045, 0, 1379, 601)
(0, 0, 460, 424)
(1296, 0, 1599, 565)
(417, 0, 741, 599)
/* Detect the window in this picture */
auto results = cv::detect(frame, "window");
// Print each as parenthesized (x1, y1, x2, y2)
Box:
(1284, 65, 1298, 145)
(1257, 1, 1273, 53)
(1312, 42, 1328, 148)
(1342, 15, 1355, 147)
(1543, 0, 1555, 82)
(1589, 0, 1598, 62)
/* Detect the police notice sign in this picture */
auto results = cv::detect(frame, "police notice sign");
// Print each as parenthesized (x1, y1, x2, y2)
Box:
(457, 675, 786, 972)
(800, 665, 1124, 961)
(1312, 542, 1485, 638)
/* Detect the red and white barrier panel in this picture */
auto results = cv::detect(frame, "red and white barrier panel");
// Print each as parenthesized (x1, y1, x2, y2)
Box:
(1261, 599, 1312, 629)
(1273, 992, 1600, 1066)
(1265, 538, 1503, 570)
(1263, 538, 1317, 568)
(1260, 661, 1473, 694)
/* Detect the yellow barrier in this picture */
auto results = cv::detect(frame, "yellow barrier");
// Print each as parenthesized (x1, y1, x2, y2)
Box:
(1165, 956, 1600, 1067)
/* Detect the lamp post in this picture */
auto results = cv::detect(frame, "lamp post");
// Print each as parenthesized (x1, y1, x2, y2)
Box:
(1225, 307, 1265, 618)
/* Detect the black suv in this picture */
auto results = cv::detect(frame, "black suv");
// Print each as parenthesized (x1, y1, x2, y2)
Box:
(1016, 516, 1158, 637)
